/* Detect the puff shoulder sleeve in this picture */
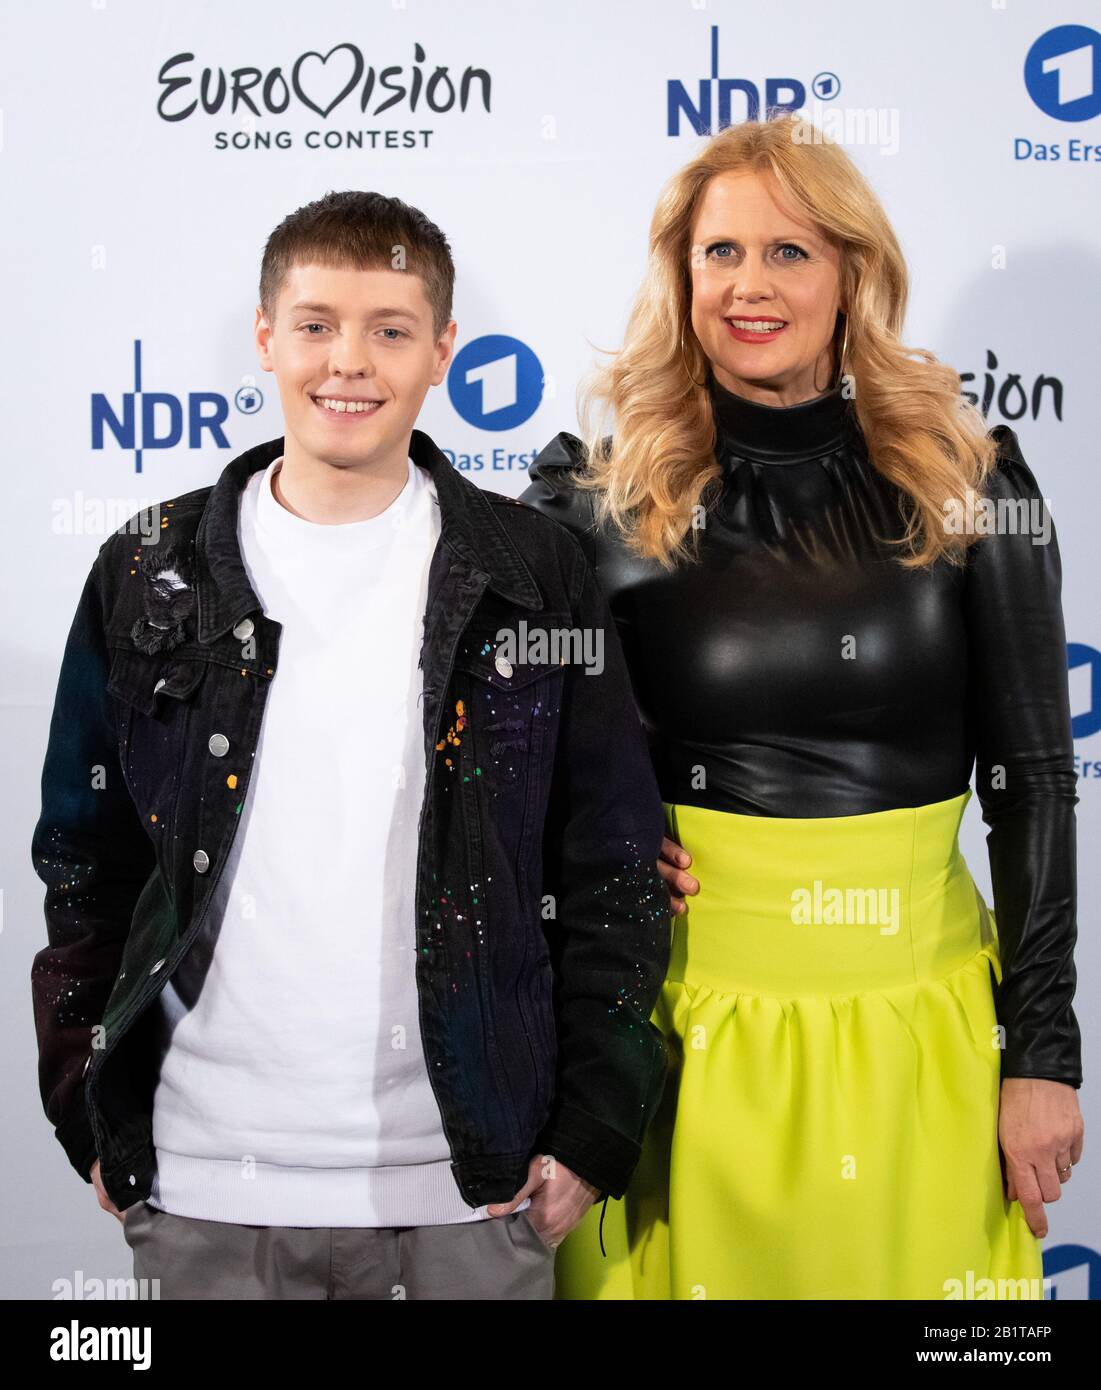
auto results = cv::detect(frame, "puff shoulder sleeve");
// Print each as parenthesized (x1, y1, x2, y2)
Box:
(520, 433, 600, 569)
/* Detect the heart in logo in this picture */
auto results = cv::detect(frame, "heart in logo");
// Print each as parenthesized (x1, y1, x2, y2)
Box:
(292, 44, 365, 118)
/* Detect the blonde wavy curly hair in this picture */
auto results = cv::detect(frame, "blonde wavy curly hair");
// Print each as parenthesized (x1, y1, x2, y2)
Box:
(572, 114, 997, 571)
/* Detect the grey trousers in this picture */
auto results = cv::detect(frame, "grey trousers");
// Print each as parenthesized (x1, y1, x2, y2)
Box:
(122, 1200, 556, 1300)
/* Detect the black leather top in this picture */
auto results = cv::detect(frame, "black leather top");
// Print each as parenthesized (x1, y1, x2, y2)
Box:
(519, 379, 1082, 1086)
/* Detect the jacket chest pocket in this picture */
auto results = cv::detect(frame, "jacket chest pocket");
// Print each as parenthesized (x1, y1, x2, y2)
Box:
(451, 633, 567, 775)
(106, 646, 209, 834)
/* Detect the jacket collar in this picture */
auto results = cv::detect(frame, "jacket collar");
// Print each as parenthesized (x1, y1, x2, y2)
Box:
(193, 429, 543, 644)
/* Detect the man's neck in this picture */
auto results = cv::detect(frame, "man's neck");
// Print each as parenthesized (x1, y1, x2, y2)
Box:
(271, 434, 413, 525)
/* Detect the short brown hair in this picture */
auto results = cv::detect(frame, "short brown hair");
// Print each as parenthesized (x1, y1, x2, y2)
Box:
(259, 190, 455, 338)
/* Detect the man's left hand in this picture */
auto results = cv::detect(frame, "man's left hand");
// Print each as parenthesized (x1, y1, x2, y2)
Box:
(486, 1154, 600, 1249)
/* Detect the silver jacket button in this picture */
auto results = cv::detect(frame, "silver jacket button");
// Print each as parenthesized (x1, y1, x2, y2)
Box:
(153, 677, 167, 693)
(232, 617, 255, 640)
(208, 733, 230, 757)
(494, 655, 514, 678)
(193, 849, 210, 873)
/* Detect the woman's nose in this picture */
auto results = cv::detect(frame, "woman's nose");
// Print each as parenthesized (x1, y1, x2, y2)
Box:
(731, 264, 775, 301)
(729, 265, 774, 301)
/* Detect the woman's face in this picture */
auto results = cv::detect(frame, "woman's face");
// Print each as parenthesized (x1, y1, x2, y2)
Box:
(688, 169, 844, 406)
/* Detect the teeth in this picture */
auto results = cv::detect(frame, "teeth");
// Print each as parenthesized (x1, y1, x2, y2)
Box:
(315, 397, 381, 413)
(729, 320, 785, 333)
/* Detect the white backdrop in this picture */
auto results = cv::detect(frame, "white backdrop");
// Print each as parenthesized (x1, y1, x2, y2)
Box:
(1, 0, 1097, 1299)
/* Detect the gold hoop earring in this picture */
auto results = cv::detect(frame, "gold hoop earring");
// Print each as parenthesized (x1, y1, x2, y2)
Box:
(835, 313, 850, 390)
(680, 322, 708, 389)
(814, 313, 850, 394)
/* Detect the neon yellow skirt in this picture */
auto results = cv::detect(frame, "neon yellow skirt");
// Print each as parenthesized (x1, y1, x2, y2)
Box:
(555, 790, 1043, 1300)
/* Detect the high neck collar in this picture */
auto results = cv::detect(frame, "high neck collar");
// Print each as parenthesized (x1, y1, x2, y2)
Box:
(709, 378, 856, 465)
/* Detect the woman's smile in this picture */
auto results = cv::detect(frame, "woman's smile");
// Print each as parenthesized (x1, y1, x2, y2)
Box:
(724, 315, 789, 343)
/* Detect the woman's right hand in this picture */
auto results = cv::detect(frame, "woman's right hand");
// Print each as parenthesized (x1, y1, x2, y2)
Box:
(658, 836, 699, 915)
(90, 1159, 125, 1223)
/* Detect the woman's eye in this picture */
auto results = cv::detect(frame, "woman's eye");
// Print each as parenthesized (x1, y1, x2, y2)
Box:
(776, 244, 808, 261)
(706, 242, 735, 260)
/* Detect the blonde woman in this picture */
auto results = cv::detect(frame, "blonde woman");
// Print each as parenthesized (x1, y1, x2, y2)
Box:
(520, 116, 1084, 1300)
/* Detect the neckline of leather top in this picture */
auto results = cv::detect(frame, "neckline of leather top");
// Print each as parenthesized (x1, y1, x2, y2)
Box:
(709, 375, 859, 466)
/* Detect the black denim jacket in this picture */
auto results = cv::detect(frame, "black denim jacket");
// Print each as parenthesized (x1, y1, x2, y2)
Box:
(30, 430, 672, 1213)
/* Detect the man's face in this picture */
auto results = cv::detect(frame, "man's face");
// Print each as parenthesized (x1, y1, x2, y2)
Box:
(254, 261, 455, 470)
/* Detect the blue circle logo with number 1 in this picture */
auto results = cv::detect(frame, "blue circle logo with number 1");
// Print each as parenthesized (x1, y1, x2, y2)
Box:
(1024, 25, 1101, 122)
(448, 335, 544, 431)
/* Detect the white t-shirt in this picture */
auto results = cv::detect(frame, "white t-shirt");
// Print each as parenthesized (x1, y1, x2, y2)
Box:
(146, 453, 514, 1226)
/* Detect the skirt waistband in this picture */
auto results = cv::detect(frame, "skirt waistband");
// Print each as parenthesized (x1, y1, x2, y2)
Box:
(664, 789, 995, 998)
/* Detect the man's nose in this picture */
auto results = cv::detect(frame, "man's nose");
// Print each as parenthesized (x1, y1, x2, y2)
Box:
(328, 339, 376, 376)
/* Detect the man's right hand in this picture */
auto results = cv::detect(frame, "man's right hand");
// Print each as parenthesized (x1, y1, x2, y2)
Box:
(90, 1159, 125, 1223)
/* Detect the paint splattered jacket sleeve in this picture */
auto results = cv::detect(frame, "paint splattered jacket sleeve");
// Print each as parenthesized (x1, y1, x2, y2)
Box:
(30, 553, 156, 1181)
(534, 539, 672, 1199)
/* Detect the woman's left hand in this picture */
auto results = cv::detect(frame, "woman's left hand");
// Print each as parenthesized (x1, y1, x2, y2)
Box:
(998, 1077, 1085, 1238)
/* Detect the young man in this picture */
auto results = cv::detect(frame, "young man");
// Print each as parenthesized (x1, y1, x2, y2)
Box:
(30, 192, 671, 1300)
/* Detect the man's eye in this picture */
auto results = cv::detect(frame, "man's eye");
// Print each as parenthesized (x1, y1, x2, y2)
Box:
(302, 323, 328, 334)
(379, 327, 406, 340)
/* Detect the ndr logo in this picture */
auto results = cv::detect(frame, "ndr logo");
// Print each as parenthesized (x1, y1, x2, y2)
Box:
(92, 340, 264, 473)
(668, 24, 838, 135)
(1024, 25, 1101, 122)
